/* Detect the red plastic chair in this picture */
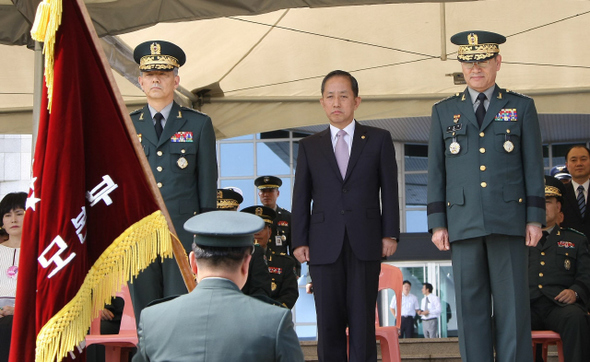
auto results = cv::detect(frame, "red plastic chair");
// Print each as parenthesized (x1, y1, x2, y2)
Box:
(85, 284, 138, 362)
(531, 330, 564, 362)
(347, 263, 403, 362)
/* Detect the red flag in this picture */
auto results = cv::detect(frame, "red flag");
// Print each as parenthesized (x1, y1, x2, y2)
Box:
(10, 0, 173, 361)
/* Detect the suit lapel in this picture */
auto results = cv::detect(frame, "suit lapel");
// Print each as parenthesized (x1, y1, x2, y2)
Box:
(159, 102, 188, 147)
(457, 89, 478, 128)
(481, 86, 508, 130)
(318, 128, 342, 180)
(135, 105, 159, 146)
(346, 122, 368, 180)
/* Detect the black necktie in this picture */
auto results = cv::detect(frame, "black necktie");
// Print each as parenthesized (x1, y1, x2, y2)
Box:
(577, 185, 586, 218)
(475, 93, 487, 128)
(154, 112, 164, 139)
(540, 230, 549, 247)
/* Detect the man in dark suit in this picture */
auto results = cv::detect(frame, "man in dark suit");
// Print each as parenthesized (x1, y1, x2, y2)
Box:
(292, 70, 400, 362)
(133, 211, 304, 362)
(129, 40, 218, 320)
(427, 31, 545, 361)
(561, 145, 590, 240)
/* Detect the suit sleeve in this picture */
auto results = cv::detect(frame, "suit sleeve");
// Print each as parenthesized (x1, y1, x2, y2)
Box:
(520, 98, 546, 225)
(427, 104, 448, 232)
(291, 140, 312, 250)
(275, 310, 305, 362)
(571, 236, 590, 305)
(131, 317, 149, 362)
(196, 116, 218, 213)
(379, 131, 400, 239)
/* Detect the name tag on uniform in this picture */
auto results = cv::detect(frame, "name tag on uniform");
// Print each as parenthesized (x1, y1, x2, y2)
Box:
(275, 235, 283, 246)
(171, 131, 193, 142)
(446, 124, 462, 133)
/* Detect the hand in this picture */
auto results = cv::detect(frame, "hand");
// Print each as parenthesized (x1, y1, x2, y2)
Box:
(382, 237, 398, 257)
(526, 224, 542, 247)
(432, 228, 450, 251)
(294, 246, 310, 263)
(421, 309, 430, 316)
(305, 283, 314, 294)
(0, 306, 14, 317)
(100, 309, 115, 321)
(554, 289, 577, 304)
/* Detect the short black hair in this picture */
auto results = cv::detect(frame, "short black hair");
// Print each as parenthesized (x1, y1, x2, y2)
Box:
(192, 242, 251, 269)
(403, 280, 411, 286)
(0, 192, 27, 237)
(321, 70, 359, 98)
(565, 145, 590, 162)
(423, 282, 433, 293)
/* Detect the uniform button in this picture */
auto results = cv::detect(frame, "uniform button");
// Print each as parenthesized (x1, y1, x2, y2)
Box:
(480, 165, 486, 171)
(538, 285, 543, 289)
(479, 147, 486, 153)
(506, 129, 511, 134)
(156, 166, 163, 172)
(342, 189, 348, 193)
(341, 210, 345, 215)
(447, 202, 451, 206)
(157, 182, 163, 188)
(541, 261, 545, 266)
(539, 273, 543, 277)
(518, 198, 523, 203)
(541, 252, 545, 256)
(157, 151, 163, 156)
(481, 182, 487, 188)
(194, 212, 197, 215)
(452, 132, 456, 136)
(479, 132, 485, 138)
(566, 253, 569, 256)
(181, 149, 186, 154)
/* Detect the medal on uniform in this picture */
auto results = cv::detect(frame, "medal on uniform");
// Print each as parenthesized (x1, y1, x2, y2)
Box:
(271, 282, 277, 291)
(177, 156, 188, 169)
(503, 134, 514, 153)
(449, 137, 460, 154)
(564, 259, 571, 271)
(281, 235, 286, 241)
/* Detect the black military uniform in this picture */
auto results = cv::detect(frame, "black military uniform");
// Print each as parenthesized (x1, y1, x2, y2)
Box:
(255, 176, 300, 276)
(529, 176, 590, 362)
(242, 206, 299, 309)
(216, 188, 243, 211)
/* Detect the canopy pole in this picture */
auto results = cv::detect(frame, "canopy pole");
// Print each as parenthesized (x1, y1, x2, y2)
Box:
(440, 3, 447, 61)
(32, 41, 44, 156)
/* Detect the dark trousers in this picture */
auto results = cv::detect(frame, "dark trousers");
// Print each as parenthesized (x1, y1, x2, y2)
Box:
(531, 296, 590, 362)
(400, 316, 414, 338)
(451, 235, 533, 362)
(311, 234, 381, 362)
(0, 315, 12, 362)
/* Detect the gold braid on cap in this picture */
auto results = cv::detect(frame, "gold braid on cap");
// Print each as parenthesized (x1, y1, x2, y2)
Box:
(257, 184, 280, 190)
(545, 185, 562, 198)
(139, 55, 180, 70)
(217, 199, 240, 209)
(458, 44, 500, 61)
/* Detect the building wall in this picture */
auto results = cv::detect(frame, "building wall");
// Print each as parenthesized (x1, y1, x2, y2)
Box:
(0, 135, 32, 200)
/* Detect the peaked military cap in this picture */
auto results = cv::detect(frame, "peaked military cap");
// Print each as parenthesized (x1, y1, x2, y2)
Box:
(216, 188, 243, 210)
(451, 31, 506, 62)
(241, 205, 277, 226)
(133, 40, 186, 71)
(544, 175, 565, 202)
(184, 211, 264, 247)
(550, 165, 572, 181)
(255, 176, 282, 189)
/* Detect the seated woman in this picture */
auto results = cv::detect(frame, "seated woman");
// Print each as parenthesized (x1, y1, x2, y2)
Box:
(0, 192, 27, 362)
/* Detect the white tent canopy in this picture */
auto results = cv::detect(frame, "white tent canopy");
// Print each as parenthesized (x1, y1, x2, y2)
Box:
(1, 0, 590, 142)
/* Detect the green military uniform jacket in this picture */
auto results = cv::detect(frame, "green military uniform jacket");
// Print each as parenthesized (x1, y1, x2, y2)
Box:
(131, 102, 218, 250)
(529, 227, 590, 307)
(427, 85, 545, 242)
(267, 249, 299, 309)
(133, 278, 304, 362)
(269, 206, 291, 254)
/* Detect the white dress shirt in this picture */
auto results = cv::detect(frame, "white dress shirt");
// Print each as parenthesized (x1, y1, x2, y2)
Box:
(420, 293, 441, 320)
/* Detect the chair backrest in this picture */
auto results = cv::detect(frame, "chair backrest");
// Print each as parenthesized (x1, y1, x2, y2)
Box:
(378, 263, 403, 329)
(89, 284, 137, 335)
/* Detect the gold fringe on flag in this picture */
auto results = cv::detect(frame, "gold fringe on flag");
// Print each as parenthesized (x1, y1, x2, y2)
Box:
(35, 210, 174, 362)
(30, 0, 63, 113)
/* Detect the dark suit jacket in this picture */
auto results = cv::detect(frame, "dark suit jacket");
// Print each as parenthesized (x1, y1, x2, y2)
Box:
(562, 182, 590, 240)
(427, 85, 545, 242)
(131, 102, 218, 250)
(292, 122, 400, 265)
(133, 278, 304, 362)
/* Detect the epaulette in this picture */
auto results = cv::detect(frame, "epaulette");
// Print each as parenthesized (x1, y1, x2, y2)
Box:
(506, 89, 532, 99)
(145, 294, 180, 307)
(130, 108, 143, 116)
(180, 106, 208, 116)
(434, 93, 461, 105)
(564, 227, 586, 237)
(279, 252, 288, 256)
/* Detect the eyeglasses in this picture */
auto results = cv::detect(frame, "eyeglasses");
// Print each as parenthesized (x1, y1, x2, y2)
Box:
(462, 59, 494, 70)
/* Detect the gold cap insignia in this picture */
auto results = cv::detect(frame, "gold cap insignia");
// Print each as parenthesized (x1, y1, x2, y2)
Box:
(468, 33, 478, 45)
(264, 177, 270, 183)
(255, 207, 263, 216)
(150, 42, 161, 55)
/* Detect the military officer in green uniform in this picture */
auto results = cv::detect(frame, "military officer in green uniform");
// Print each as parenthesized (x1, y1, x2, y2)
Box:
(133, 211, 304, 362)
(129, 40, 218, 320)
(529, 176, 590, 362)
(242, 205, 299, 309)
(427, 31, 545, 362)
(255, 175, 301, 276)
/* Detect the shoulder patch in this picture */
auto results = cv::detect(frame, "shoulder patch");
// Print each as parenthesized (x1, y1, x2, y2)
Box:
(434, 93, 460, 105)
(564, 227, 586, 237)
(506, 89, 532, 99)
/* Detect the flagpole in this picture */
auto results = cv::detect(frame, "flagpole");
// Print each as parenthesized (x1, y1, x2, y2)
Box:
(73, 0, 196, 292)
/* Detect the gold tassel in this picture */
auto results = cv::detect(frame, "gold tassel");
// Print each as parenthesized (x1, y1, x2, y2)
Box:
(30, 0, 64, 113)
(35, 211, 173, 362)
